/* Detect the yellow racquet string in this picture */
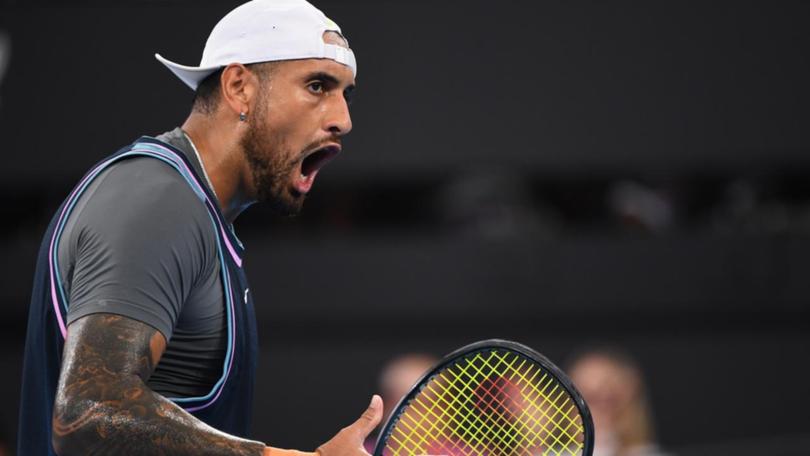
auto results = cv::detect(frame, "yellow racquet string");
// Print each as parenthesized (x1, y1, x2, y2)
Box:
(383, 349, 585, 456)
(450, 352, 580, 455)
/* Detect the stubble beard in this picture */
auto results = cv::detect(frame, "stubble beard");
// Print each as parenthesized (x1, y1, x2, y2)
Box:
(240, 103, 305, 217)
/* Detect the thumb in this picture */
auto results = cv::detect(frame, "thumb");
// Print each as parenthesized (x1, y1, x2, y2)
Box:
(347, 394, 384, 439)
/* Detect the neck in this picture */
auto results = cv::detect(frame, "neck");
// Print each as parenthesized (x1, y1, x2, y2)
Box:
(181, 112, 255, 222)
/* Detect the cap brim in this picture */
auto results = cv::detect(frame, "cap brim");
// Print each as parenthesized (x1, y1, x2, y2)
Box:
(155, 53, 221, 91)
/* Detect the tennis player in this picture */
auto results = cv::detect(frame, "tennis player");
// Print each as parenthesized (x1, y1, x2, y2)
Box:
(18, 1, 382, 455)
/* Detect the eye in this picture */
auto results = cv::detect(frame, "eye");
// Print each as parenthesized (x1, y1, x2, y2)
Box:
(308, 81, 324, 94)
(344, 87, 355, 105)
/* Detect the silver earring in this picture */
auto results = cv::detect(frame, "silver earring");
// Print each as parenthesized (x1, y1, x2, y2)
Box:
(239, 112, 247, 122)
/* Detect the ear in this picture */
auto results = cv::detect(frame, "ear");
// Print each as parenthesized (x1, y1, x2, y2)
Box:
(219, 63, 259, 119)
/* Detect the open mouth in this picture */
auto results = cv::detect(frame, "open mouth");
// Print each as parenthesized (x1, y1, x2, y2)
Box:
(294, 144, 341, 195)
(301, 145, 341, 178)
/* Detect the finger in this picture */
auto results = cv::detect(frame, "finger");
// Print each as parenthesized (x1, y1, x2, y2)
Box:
(347, 394, 383, 439)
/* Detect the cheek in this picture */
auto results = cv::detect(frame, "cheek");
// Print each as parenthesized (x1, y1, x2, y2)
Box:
(264, 112, 306, 152)
(276, 97, 322, 136)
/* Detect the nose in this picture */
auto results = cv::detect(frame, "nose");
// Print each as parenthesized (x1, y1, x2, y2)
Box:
(324, 92, 352, 136)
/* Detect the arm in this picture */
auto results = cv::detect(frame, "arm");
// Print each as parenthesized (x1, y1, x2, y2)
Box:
(52, 313, 384, 456)
(51, 161, 382, 455)
(52, 313, 267, 455)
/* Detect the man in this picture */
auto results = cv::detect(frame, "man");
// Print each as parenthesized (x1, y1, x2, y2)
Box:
(18, 1, 382, 454)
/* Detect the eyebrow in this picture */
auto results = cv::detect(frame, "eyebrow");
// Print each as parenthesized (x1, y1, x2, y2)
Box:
(306, 71, 356, 92)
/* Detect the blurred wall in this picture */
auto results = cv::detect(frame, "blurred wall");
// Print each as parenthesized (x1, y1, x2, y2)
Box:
(1, 1, 809, 454)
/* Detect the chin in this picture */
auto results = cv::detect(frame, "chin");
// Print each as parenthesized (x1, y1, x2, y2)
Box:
(261, 190, 305, 217)
(252, 170, 307, 216)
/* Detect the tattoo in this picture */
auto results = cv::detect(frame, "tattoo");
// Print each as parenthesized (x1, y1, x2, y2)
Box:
(52, 314, 264, 456)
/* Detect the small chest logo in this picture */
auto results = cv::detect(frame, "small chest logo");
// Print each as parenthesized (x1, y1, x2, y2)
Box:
(244, 288, 250, 304)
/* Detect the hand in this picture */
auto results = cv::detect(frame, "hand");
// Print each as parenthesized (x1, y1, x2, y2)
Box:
(316, 395, 383, 456)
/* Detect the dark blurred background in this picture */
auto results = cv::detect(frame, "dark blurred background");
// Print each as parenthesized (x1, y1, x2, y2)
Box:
(1, 0, 810, 455)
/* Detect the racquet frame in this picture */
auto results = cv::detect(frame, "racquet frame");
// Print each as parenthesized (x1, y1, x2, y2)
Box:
(373, 339, 594, 456)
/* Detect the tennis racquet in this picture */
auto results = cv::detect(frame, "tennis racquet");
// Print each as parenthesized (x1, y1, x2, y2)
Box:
(373, 339, 594, 456)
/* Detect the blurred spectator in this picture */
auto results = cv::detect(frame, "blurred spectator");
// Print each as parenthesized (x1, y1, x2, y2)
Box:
(568, 348, 671, 456)
(364, 353, 438, 453)
(710, 179, 794, 234)
(436, 167, 560, 240)
(607, 180, 675, 234)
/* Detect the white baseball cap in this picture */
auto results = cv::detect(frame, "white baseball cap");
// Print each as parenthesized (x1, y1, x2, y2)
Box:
(155, 0, 357, 90)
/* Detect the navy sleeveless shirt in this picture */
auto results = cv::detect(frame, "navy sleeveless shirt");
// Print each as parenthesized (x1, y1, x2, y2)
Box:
(18, 137, 259, 455)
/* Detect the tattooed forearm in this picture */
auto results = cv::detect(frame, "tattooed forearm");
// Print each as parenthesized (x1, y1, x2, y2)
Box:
(52, 314, 265, 456)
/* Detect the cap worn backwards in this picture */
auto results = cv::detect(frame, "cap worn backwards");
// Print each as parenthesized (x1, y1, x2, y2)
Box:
(155, 0, 357, 90)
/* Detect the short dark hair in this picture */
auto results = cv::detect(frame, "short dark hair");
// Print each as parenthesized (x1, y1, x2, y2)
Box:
(191, 62, 277, 115)
(192, 68, 226, 115)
